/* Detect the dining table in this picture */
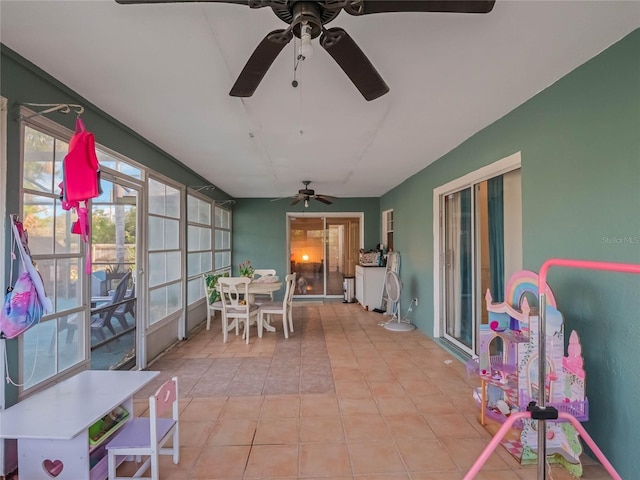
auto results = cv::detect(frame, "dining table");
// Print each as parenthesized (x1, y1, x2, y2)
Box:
(217, 278, 283, 333)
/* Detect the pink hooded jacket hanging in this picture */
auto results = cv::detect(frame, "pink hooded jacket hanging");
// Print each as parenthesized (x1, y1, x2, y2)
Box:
(59, 117, 101, 274)
(63, 117, 101, 202)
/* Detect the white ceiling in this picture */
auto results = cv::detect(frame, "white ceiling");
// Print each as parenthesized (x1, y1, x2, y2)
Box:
(1, 1, 639, 199)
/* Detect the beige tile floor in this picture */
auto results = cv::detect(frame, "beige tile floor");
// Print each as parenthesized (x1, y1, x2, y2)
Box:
(10, 302, 612, 479)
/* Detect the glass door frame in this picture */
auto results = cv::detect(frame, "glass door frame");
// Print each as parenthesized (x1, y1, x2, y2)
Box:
(286, 212, 364, 298)
(95, 169, 146, 370)
(442, 186, 477, 353)
(432, 152, 521, 356)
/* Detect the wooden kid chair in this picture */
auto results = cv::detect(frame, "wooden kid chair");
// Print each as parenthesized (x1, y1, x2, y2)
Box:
(105, 376, 180, 480)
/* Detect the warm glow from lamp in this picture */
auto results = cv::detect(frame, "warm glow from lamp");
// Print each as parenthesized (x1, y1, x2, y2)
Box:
(302, 254, 309, 262)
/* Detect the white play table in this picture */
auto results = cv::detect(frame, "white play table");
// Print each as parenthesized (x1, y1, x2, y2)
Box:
(0, 369, 159, 480)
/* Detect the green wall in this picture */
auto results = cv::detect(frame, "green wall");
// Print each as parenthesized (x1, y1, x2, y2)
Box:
(232, 197, 380, 298)
(382, 28, 640, 476)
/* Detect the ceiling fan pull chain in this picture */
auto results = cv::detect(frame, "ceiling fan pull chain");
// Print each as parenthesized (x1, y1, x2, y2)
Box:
(298, 58, 304, 136)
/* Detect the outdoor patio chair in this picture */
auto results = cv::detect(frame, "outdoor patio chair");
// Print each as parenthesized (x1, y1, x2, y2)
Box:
(91, 271, 131, 344)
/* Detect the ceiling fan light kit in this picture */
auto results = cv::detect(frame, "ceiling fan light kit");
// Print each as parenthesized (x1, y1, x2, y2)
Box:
(116, 0, 496, 100)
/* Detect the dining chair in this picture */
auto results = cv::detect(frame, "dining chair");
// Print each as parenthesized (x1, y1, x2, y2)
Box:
(202, 272, 228, 330)
(218, 277, 260, 344)
(105, 376, 179, 480)
(258, 273, 296, 338)
(252, 269, 277, 302)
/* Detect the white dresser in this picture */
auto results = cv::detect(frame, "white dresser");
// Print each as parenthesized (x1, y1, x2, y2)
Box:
(355, 265, 386, 311)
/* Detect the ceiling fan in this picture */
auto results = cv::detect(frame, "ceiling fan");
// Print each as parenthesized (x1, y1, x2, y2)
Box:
(115, 0, 496, 101)
(272, 180, 335, 207)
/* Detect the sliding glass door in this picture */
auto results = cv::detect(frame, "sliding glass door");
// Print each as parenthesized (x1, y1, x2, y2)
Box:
(90, 175, 140, 370)
(288, 214, 361, 297)
(443, 188, 473, 350)
(440, 168, 522, 355)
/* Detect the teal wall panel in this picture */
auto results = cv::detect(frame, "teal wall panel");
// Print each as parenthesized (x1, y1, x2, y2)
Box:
(382, 28, 640, 476)
(232, 197, 380, 299)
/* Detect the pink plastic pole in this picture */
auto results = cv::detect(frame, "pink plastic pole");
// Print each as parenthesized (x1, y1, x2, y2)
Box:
(538, 258, 640, 294)
(558, 412, 623, 480)
(463, 412, 530, 480)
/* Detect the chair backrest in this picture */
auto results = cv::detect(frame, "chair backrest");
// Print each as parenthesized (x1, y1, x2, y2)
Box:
(116, 281, 136, 316)
(91, 271, 107, 297)
(94, 271, 131, 324)
(253, 269, 277, 279)
(149, 376, 179, 446)
(217, 277, 251, 314)
(112, 271, 132, 303)
(203, 271, 229, 305)
(151, 376, 179, 418)
(284, 273, 297, 307)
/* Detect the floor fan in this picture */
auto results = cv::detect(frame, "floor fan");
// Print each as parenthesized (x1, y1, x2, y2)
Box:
(383, 271, 415, 332)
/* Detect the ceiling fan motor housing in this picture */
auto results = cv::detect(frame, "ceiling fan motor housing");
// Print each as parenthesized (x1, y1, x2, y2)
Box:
(299, 180, 315, 196)
(273, 1, 339, 38)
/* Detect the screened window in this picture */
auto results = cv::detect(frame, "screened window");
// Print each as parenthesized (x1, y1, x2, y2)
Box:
(214, 205, 232, 271)
(187, 194, 213, 305)
(20, 124, 86, 389)
(96, 149, 143, 180)
(147, 177, 183, 325)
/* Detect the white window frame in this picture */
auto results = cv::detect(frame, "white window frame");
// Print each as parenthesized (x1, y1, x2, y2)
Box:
(1, 97, 8, 420)
(16, 108, 91, 393)
(146, 174, 185, 331)
(432, 151, 521, 341)
(186, 191, 214, 306)
(382, 208, 394, 251)
(214, 204, 232, 273)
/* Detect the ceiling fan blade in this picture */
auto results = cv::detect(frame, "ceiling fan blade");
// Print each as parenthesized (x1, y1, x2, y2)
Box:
(291, 197, 302, 206)
(116, 0, 249, 4)
(320, 28, 389, 101)
(314, 195, 333, 205)
(347, 0, 495, 15)
(230, 29, 293, 97)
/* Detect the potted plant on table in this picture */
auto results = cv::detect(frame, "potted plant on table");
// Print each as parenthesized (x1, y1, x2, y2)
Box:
(238, 260, 255, 278)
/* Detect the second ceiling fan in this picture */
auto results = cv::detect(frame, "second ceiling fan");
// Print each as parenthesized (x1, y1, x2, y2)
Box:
(272, 180, 335, 207)
(116, 0, 496, 101)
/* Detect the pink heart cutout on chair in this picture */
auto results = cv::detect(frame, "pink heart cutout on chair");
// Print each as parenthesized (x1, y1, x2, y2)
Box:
(43, 459, 64, 477)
